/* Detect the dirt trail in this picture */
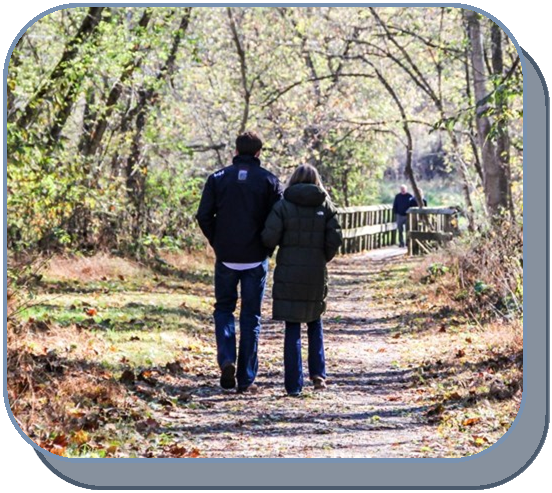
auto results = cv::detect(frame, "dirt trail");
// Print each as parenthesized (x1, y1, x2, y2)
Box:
(163, 248, 440, 458)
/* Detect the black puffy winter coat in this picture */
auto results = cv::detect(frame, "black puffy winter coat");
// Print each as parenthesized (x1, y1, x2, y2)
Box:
(261, 183, 343, 323)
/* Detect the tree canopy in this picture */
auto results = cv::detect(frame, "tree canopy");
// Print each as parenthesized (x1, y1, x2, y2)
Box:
(7, 6, 523, 254)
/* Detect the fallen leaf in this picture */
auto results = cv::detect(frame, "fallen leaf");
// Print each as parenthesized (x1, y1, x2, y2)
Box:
(166, 361, 183, 374)
(377, 348, 386, 353)
(30, 319, 51, 332)
(120, 369, 135, 385)
(106, 445, 118, 455)
(392, 333, 401, 339)
(472, 435, 489, 446)
(426, 403, 445, 417)
(138, 369, 159, 385)
(188, 448, 201, 458)
(134, 381, 155, 396)
(53, 434, 69, 447)
(178, 391, 193, 403)
(462, 417, 481, 427)
(455, 349, 466, 358)
(465, 337, 473, 343)
(72, 430, 89, 445)
(166, 444, 188, 457)
(49, 446, 66, 456)
(82, 413, 101, 431)
(136, 418, 160, 433)
(68, 408, 86, 418)
(85, 308, 98, 317)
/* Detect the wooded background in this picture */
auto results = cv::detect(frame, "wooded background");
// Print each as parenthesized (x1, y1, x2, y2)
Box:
(7, 6, 523, 256)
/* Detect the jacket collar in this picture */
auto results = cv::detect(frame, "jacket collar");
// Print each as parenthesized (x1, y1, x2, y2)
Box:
(232, 155, 261, 167)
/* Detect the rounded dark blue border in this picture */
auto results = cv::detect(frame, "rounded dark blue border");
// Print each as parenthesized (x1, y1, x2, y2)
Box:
(28, 44, 550, 490)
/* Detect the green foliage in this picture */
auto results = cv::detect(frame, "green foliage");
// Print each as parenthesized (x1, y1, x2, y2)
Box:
(428, 263, 450, 277)
(473, 280, 492, 296)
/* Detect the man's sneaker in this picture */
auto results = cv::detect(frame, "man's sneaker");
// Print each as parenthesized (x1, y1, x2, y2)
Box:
(220, 363, 236, 389)
(237, 384, 258, 394)
(312, 376, 327, 390)
(287, 391, 301, 397)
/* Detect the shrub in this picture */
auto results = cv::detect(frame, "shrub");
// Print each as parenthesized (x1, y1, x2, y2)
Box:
(418, 219, 523, 320)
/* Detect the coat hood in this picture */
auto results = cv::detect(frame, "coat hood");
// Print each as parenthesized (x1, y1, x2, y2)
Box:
(284, 183, 326, 207)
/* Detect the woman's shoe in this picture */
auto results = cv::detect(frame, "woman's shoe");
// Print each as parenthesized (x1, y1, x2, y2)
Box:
(237, 384, 258, 394)
(312, 376, 327, 390)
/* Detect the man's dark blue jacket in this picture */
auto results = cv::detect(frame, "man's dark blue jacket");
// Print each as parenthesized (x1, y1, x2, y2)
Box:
(196, 155, 283, 263)
(393, 192, 413, 215)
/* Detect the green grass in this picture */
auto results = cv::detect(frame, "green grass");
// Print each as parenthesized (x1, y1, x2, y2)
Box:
(20, 273, 216, 372)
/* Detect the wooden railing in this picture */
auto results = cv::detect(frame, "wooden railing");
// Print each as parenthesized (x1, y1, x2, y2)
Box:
(336, 204, 461, 255)
(407, 207, 460, 255)
(336, 205, 396, 254)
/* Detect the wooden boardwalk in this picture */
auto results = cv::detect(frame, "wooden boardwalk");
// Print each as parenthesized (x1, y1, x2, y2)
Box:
(337, 205, 460, 256)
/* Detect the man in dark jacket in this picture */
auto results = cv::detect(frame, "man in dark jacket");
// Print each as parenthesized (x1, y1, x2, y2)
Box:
(196, 132, 283, 393)
(393, 184, 413, 248)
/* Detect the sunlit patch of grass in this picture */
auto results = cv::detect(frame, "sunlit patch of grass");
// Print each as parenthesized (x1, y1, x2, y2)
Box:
(8, 250, 220, 458)
(20, 290, 213, 331)
(102, 329, 193, 368)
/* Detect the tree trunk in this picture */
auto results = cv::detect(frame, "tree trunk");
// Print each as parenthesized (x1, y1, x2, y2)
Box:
(491, 22, 515, 220)
(80, 8, 153, 158)
(227, 8, 251, 134)
(15, 7, 106, 131)
(366, 60, 424, 218)
(465, 10, 509, 217)
(123, 9, 192, 243)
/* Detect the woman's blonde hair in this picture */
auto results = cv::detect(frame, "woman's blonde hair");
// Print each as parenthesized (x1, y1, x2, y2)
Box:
(287, 164, 328, 195)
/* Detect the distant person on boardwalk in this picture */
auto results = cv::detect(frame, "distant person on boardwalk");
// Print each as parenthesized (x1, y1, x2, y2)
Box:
(409, 188, 428, 207)
(393, 184, 413, 248)
(261, 164, 342, 397)
(196, 132, 283, 394)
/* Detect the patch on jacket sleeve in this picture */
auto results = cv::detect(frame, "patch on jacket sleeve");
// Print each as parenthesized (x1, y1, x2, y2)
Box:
(214, 170, 225, 178)
(316, 211, 324, 216)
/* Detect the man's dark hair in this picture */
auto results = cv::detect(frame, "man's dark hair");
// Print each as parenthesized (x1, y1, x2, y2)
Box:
(236, 132, 263, 156)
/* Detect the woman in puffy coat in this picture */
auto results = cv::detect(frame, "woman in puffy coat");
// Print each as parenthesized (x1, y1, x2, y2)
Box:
(261, 164, 342, 396)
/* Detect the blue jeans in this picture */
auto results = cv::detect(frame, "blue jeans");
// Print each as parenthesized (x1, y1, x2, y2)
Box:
(213, 260, 268, 389)
(284, 319, 326, 394)
(397, 214, 408, 247)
